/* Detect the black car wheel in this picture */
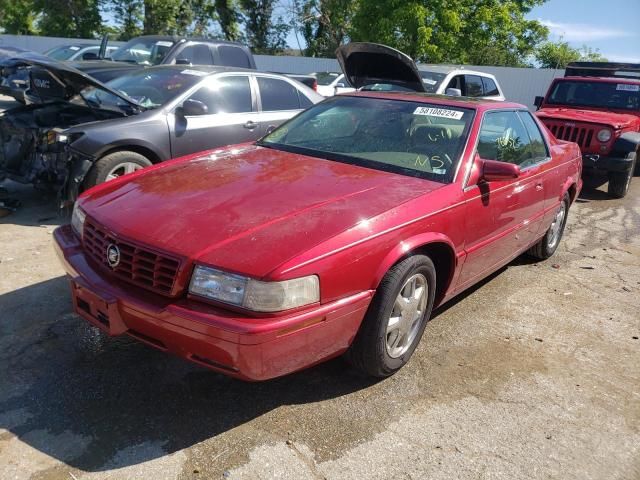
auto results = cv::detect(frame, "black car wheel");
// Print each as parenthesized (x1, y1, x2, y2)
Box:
(346, 255, 436, 378)
(84, 151, 152, 190)
(528, 193, 570, 260)
(608, 152, 636, 198)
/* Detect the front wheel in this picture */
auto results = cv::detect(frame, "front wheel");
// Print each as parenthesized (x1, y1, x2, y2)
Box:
(528, 193, 569, 260)
(83, 151, 152, 190)
(346, 255, 436, 377)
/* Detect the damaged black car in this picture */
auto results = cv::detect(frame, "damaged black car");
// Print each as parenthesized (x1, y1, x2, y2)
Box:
(0, 56, 321, 207)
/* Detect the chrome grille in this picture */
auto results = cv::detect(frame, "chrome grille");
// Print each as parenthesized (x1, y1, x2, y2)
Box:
(83, 218, 181, 296)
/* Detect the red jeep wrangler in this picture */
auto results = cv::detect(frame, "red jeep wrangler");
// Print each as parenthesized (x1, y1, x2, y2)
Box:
(535, 62, 640, 198)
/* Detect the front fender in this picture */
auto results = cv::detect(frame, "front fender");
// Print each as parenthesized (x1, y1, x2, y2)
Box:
(372, 232, 457, 290)
(612, 132, 640, 156)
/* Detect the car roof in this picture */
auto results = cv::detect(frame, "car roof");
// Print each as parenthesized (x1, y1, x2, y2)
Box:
(418, 65, 496, 77)
(139, 64, 257, 75)
(129, 35, 249, 47)
(560, 76, 640, 85)
(343, 91, 524, 110)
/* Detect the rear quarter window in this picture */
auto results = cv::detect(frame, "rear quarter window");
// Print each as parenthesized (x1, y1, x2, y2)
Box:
(218, 46, 252, 68)
(482, 77, 500, 96)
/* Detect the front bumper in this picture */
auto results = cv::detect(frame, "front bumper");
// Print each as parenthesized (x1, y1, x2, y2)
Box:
(54, 225, 373, 381)
(582, 153, 633, 174)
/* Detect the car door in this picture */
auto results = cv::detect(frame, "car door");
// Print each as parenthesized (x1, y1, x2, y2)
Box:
(457, 110, 546, 289)
(254, 75, 312, 137)
(168, 74, 259, 158)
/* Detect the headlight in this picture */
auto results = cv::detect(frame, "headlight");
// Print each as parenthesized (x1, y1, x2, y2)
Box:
(71, 203, 86, 238)
(189, 265, 320, 312)
(597, 129, 612, 142)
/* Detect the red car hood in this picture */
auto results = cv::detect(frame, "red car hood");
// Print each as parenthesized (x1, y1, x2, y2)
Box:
(81, 145, 444, 278)
(537, 107, 639, 130)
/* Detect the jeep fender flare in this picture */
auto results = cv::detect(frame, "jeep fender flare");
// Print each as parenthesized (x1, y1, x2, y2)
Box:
(372, 232, 458, 290)
(612, 132, 640, 156)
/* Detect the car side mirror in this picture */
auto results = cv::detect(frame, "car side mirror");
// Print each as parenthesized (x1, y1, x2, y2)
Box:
(82, 52, 99, 60)
(335, 82, 346, 88)
(180, 99, 208, 116)
(175, 58, 191, 65)
(445, 88, 462, 97)
(534, 96, 544, 110)
(482, 158, 520, 182)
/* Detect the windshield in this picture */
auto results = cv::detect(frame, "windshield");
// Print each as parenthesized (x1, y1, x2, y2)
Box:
(315, 72, 341, 86)
(259, 96, 474, 183)
(110, 38, 175, 65)
(420, 71, 447, 93)
(45, 45, 90, 60)
(547, 80, 640, 111)
(78, 68, 204, 110)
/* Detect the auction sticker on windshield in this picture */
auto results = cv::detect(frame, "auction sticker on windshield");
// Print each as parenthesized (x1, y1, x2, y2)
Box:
(616, 84, 640, 92)
(413, 106, 464, 120)
(156, 41, 174, 47)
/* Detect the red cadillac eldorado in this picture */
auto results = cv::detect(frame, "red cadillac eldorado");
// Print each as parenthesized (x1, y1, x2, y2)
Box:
(54, 89, 582, 381)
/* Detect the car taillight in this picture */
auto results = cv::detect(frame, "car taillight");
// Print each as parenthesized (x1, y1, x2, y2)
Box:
(312, 79, 318, 91)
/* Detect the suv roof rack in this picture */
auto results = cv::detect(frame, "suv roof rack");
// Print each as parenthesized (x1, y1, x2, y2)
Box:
(565, 62, 640, 80)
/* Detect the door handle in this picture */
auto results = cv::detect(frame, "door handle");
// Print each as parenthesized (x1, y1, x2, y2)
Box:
(244, 120, 257, 130)
(535, 182, 543, 191)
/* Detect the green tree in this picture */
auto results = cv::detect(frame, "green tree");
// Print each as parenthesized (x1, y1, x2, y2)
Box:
(349, 0, 549, 66)
(296, 0, 354, 57)
(143, 0, 193, 35)
(214, 0, 241, 40)
(0, 0, 39, 34)
(536, 40, 607, 69)
(239, 0, 289, 54)
(36, 0, 102, 38)
(111, 0, 144, 40)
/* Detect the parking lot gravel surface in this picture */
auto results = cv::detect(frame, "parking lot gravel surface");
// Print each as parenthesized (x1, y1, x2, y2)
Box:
(1, 95, 639, 480)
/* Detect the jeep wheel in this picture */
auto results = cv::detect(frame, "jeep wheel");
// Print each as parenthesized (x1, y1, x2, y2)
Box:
(608, 171, 632, 199)
(633, 151, 640, 176)
(346, 255, 436, 377)
(528, 193, 570, 260)
(84, 151, 152, 190)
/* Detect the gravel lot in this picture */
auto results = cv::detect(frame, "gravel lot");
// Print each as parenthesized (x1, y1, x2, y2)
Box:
(1, 94, 639, 480)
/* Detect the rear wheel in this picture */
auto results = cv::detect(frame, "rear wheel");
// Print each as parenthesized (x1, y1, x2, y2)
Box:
(346, 255, 436, 377)
(83, 151, 152, 190)
(528, 193, 570, 260)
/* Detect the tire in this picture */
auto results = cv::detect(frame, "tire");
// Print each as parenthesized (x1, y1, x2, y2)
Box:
(528, 193, 570, 260)
(633, 151, 640, 177)
(83, 151, 152, 190)
(346, 255, 436, 378)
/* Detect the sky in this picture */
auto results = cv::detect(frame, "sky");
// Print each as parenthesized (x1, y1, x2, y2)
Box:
(527, 0, 640, 62)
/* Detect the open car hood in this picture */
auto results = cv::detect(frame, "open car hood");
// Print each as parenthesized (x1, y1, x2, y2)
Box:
(0, 54, 142, 110)
(336, 42, 426, 92)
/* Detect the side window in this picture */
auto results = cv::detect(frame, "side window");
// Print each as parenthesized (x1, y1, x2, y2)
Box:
(187, 76, 252, 114)
(446, 75, 463, 91)
(177, 44, 214, 65)
(298, 91, 314, 109)
(464, 75, 484, 97)
(257, 77, 301, 111)
(218, 46, 252, 68)
(518, 111, 549, 162)
(477, 111, 533, 167)
(481, 77, 500, 96)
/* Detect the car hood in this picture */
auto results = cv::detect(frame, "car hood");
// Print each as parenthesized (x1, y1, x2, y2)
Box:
(537, 107, 639, 130)
(336, 42, 426, 92)
(67, 60, 143, 82)
(0, 55, 142, 109)
(81, 145, 444, 278)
